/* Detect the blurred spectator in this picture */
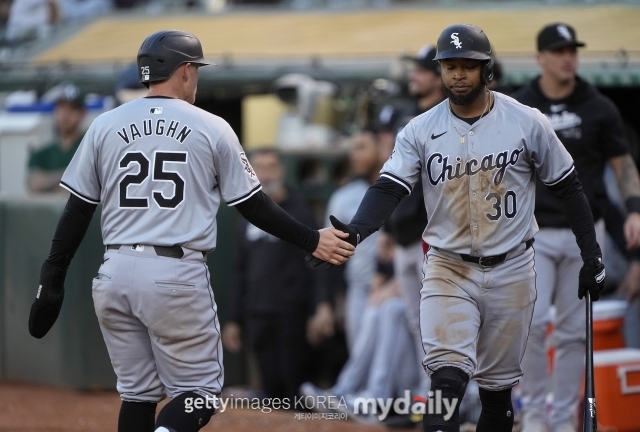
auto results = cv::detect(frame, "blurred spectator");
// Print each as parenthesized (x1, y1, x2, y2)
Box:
(487, 54, 512, 94)
(27, 82, 85, 193)
(379, 43, 444, 407)
(221, 148, 333, 401)
(5, 0, 58, 41)
(324, 129, 383, 348)
(300, 257, 419, 425)
(514, 23, 640, 432)
(403, 44, 442, 118)
(1, 0, 11, 26)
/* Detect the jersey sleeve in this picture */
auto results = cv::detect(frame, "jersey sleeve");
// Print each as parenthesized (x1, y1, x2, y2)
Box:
(60, 124, 101, 204)
(599, 97, 629, 158)
(379, 121, 421, 193)
(214, 125, 261, 206)
(527, 109, 576, 187)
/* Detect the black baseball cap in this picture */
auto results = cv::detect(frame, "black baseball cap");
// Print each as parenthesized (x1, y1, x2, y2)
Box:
(537, 23, 586, 51)
(403, 45, 440, 74)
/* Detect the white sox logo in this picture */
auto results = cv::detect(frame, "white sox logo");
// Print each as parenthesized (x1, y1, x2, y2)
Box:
(426, 147, 524, 186)
(239, 152, 256, 178)
(557, 24, 572, 41)
(450, 33, 462, 49)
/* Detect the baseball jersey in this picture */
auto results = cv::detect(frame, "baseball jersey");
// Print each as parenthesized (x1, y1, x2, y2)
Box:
(60, 96, 261, 252)
(381, 91, 575, 257)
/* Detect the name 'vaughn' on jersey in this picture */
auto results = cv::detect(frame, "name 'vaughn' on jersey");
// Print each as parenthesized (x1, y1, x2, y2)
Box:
(380, 92, 575, 257)
(59, 97, 261, 252)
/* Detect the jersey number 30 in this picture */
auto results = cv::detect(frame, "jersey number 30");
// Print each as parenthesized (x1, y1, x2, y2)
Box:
(485, 191, 517, 221)
(119, 151, 187, 209)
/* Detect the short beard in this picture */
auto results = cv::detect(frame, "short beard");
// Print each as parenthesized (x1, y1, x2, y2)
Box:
(443, 81, 485, 106)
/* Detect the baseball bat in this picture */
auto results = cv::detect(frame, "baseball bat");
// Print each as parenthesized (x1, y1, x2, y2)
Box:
(583, 291, 597, 432)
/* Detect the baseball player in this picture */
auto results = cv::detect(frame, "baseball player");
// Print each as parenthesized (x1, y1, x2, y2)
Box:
(27, 30, 354, 432)
(322, 24, 606, 432)
(514, 23, 640, 432)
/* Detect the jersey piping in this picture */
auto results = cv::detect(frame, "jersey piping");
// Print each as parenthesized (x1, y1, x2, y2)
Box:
(60, 181, 100, 204)
(227, 184, 263, 206)
(380, 172, 412, 193)
(544, 165, 575, 187)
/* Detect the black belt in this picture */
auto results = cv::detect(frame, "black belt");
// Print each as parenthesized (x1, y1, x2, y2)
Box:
(459, 239, 534, 267)
(107, 244, 184, 259)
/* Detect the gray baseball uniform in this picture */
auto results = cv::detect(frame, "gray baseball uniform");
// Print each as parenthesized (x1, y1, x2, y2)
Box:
(60, 96, 261, 402)
(381, 91, 575, 390)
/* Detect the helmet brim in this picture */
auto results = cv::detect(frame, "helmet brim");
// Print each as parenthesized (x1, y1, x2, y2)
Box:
(191, 58, 216, 67)
(433, 49, 491, 61)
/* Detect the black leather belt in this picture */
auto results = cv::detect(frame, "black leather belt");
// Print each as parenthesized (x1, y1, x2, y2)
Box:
(107, 244, 184, 259)
(459, 239, 534, 267)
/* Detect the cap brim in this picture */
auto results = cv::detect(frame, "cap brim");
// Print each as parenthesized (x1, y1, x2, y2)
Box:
(403, 55, 438, 70)
(541, 40, 586, 51)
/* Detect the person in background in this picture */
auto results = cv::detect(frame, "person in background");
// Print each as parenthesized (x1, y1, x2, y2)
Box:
(324, 129, 384, 348)
(27, 82, 86, 194)
(403, 44, 444, 117)
(514, 23, 640, 432)
(222, 148, 333, 402)
(378, 44, 445, 415)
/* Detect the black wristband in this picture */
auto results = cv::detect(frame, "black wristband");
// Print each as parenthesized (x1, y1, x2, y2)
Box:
(625, 197, 640, 215)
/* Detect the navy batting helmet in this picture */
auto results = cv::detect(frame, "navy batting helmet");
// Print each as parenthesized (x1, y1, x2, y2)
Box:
(434, 24, 494, 84)
(137, 30, 214, 87)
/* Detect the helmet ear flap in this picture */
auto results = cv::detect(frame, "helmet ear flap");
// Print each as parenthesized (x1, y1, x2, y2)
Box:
(482, 58, 494, 85)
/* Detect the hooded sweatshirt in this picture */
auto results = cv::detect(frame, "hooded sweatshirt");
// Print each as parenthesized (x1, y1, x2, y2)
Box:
(514, 75, 629, 228)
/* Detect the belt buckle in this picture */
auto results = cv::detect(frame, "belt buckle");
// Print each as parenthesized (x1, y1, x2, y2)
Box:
(478, 256, 497, 267)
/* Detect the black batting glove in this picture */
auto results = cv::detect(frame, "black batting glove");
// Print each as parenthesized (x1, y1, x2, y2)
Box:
(578, 257, 606, 301)
(305, 253, 330, 269)
(305, 215, 361, 269)
(329, 215, 360, 247)
(28, 260, 67, 339)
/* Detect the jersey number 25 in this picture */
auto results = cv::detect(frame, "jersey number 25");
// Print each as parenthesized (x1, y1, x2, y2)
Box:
(119, 151, 187, 209)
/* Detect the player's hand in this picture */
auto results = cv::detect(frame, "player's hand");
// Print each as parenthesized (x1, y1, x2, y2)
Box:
(311, 228, 355, 266)
(618, 260, 640, 301)
(624, 213, 640, 250)
(329, 215, 360, 247)
(578, 257, 606, 301)
(222, 322, 243, 353)
(28, 261, 67, 339)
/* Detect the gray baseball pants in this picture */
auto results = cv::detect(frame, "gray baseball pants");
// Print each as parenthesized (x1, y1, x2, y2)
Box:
(521, 222, 605, 428)
(421, 245, 536, 391)
(92, 245, 223, 403)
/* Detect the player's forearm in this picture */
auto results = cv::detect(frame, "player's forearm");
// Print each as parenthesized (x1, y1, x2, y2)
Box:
(548, 172, 601, 261)
(349, 177, 409, 242)
(235, 191, 319, 253)
(47, 194, 98, 268)
(610, 154, 640, 212)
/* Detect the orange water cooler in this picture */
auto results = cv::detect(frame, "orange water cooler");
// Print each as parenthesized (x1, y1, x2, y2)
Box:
(593, 348, 640, 432)
(592, 300, 627, 351)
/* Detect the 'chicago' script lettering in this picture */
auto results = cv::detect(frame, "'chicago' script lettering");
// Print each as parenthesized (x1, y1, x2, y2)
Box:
(427, 148, 524, 186)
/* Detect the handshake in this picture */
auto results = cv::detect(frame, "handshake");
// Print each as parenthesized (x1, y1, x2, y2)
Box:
(307, 215, 360, 268)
